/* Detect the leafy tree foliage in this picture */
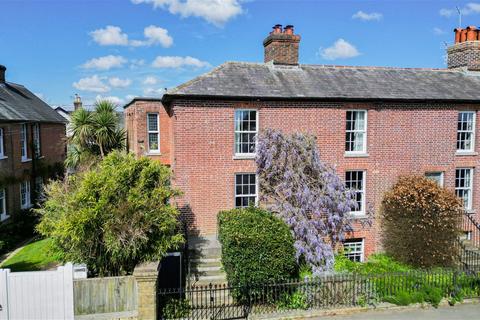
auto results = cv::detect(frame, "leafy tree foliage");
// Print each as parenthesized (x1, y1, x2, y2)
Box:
(382, 175, 463, 268)
(66, 100, 125, 169)
(36, 151, 183, 276)
(255, 129, 361, 275)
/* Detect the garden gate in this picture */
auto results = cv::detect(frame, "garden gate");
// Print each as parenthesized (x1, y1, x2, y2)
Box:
(0, 263, 74, 320)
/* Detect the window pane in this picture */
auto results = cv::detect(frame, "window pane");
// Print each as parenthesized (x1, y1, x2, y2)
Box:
(457, 112, 475, 151)
(345, 111, 366, 152)
(148, 133, 159, 151)
(148, 114, 158, 131)
(235, 173, 257, 208)
(234, 110, 257, 155)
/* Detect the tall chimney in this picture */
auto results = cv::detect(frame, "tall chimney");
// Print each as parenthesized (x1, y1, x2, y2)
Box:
(263, 24, 301, 65)
(74, 94, 83, 110)
(0, 65, 5, 83)
(447, 26, 480, 70)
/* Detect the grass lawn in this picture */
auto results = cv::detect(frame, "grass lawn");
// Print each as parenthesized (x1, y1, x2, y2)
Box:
(1, 238, 60, 272)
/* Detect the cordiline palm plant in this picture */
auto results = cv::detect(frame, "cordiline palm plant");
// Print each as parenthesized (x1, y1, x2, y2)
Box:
(67, 100, 125, 168)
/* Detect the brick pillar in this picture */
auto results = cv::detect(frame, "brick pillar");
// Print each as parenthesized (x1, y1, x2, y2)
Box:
(134, 261, 160, 320)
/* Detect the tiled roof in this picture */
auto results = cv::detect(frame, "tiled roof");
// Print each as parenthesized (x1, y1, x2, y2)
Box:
(163, 62, 480, 102)
(0, 82, 66, 123)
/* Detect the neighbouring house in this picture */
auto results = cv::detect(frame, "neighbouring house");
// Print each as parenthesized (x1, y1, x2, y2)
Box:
(54, 94, 83, 138)
(125, 24, 480, 264)
(0, 64, 66, 221)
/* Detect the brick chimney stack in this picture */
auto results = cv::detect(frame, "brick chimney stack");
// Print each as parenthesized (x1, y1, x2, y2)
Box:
(447, 26, 480, 70)
(73, 94, 82, 110)
(0, 65, 6, 83)
(263, 24, 301, 65)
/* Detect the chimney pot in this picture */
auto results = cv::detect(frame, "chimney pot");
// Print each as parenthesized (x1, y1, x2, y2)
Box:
(272, 24, 282, 34)
(284, 25, 294, 35)
(448, 25, 480, 70)
(0, 65, 5, 84)
(74, 94, 83, 111)
(467, 26, 478, 41)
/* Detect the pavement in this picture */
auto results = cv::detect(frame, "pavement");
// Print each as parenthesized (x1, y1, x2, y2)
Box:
(314, 303, 480, 320)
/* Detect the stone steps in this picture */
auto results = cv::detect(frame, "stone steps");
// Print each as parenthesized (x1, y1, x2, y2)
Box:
(188, 236, 227, 287)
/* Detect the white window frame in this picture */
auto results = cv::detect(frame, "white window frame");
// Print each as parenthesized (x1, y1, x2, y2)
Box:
(457, 111, 476, 153)
(0, 188, 8, 221)
(33, 123, 41, 158)
(343, 238, 364, 262)
(147, 113, 160, 154)
(425, 172, 444, 187)
(234, 173, 258, 208)
(0, 128, 5, 159)
(345, 110, 367, 154)
(20, 180, 31, 209)
(456, 168, 474, 211)
(20, 123, 28, 161)
(234, 109, 258, 157)
(345, 170, 366, 216)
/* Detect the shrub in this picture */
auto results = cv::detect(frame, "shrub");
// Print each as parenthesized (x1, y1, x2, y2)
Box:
(218, 207, 297, 289)
(276, 291, 309, 310)
(334, 253, 413, 275)
(161, 298, 190, 319)
(36, 151, 184, 276)
(381, 175, 463, 268)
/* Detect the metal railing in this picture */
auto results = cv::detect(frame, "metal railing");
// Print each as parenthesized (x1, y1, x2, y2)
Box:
(157, 270, 480, 320)
(462, 212, 480, 248)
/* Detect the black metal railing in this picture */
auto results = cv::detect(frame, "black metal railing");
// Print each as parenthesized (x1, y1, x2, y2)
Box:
(462, 212, 480, 248)
(157, 270, 480, 320)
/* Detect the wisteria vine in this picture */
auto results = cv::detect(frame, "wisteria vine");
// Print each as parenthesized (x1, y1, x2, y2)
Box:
(255, 129, 363, 275)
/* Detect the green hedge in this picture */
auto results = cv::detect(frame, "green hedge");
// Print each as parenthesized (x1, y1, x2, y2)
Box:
(218, 207, 297, 288)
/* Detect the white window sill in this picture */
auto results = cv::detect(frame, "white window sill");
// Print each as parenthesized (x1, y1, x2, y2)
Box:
(0, 214, 10, 222)
(21, 204, 33, 210)
(455, 151, 478, 156)
(344, 152, 369, 158)
(0, 155, 8, 160)
(146, 152, 161, 156)
(35, 155, 44, 160)
(348, 212, 367, 219)
(233, 154, 256, 160)
(21, 158, 32, 163)
(465, 209, 476, 214)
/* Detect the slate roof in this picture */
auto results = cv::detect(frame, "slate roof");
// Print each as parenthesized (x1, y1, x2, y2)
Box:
(162, 62, 480, 103)
(0, 82, 66, 123)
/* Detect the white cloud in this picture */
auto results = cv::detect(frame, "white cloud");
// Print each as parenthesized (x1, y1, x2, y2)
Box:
(95, 95, 125, 106)
(90, 25, 172, 47)
(90, 26, 129, 46)
(130, 59, 146, 69)
(73, 75, 110, 93)
(152, 55, 210, 68)
(319, 39, 360, 60)
(352, 11, 383, 21)
(82, 55, 127, 70)
(34, 92, 45, 100)
(433, 27, 446, 35)
(131, 0, 243, 26)
(143, 76, 159, 85)
(440, 3, 480, 17)
(108, 77, 132, 88)
(131, 25, 173, 47)
(144, 87, 165, 96)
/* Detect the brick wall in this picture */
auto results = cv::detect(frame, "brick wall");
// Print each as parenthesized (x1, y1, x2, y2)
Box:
(124, 101, 172, 165)
(447, 41, 480, 70)
(0, 122, 65, 219)
(126, 99, 480, 258)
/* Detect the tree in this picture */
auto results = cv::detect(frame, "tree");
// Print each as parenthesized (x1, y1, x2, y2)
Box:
(255, 129, 364, 275)
(66, 100, 125, 168)
(36, 151, 184, 276)
(382, 175, 463, 268)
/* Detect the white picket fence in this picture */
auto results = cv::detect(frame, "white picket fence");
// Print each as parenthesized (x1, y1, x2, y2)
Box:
(0, 263, 74, 320)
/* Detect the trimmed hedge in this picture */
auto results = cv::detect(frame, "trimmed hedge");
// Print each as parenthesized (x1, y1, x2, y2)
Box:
(218, 207, 297, 287)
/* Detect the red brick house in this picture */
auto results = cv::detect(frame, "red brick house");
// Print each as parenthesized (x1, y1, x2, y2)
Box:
(0, 65, 66, 221)
(125, 25, 480, 264)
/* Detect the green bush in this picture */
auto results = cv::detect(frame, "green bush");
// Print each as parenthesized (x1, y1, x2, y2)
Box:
(276, 290, 309, 310)
(334, 253, 413, 275)
(161, 298, 190, 319)
(218, 207, 297, 289)
(382, 176, 463, 268)
(36, 151, 184, 276)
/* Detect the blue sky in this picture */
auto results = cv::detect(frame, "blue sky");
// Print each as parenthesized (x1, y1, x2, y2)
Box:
(0, 0, 479, 108)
